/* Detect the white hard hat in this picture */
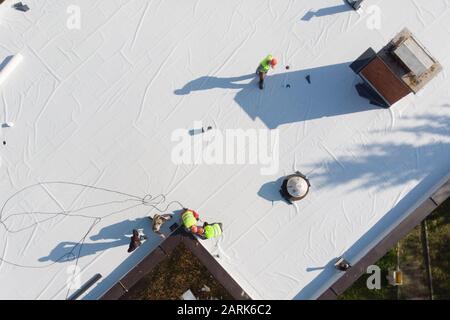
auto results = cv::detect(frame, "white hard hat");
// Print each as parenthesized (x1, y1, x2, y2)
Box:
(286, 176, 309, 198)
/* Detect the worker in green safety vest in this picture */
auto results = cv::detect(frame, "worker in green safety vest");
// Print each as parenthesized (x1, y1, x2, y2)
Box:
(194, 222, 223, 240)
(256, 54, 277, 90)
(181, 208, 200, 232)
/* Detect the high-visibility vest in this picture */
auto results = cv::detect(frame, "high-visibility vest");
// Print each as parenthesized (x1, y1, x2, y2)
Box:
(182, 210, 197, 229)
(204, 223, 222, 239)
(259, 54, 273, 73)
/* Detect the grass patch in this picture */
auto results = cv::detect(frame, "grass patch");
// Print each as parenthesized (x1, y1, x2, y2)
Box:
(120, 242, 234, 300)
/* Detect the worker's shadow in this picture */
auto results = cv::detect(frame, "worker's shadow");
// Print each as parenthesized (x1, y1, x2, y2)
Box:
(39, 217, 150, 263)
(174, 73, 256, 95)
(38, 239, 129, 262)
(89, 217, 149, 241)
(175, 62, 378, 129)
(301, 1, 354, 21)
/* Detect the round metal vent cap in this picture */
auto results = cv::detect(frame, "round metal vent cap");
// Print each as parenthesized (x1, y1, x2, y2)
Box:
(286, 176, 309, 198)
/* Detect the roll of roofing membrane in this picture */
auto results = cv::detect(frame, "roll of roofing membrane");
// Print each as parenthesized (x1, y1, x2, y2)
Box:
(0, 53, 23, 87)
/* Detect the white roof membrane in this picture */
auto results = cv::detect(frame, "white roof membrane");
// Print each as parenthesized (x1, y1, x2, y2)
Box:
(0, 0, 449, 300)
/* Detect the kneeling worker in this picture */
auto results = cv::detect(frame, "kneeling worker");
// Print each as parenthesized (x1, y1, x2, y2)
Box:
(182, 208, 200, 232)
(195, 222, 223, 240)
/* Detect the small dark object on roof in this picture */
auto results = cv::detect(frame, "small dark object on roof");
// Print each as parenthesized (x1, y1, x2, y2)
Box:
(128, 229, 147, 253)
(285, 65, 290, 70)
(335, 257, 352, 271)
(2, 141, 6, 146)
(13, 2, 29, 12)
(286, 84, 291, 88)
(305, 75, 311, 84)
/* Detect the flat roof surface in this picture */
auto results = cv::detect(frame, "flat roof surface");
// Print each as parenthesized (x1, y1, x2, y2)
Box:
(0, 0, 449, 300)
